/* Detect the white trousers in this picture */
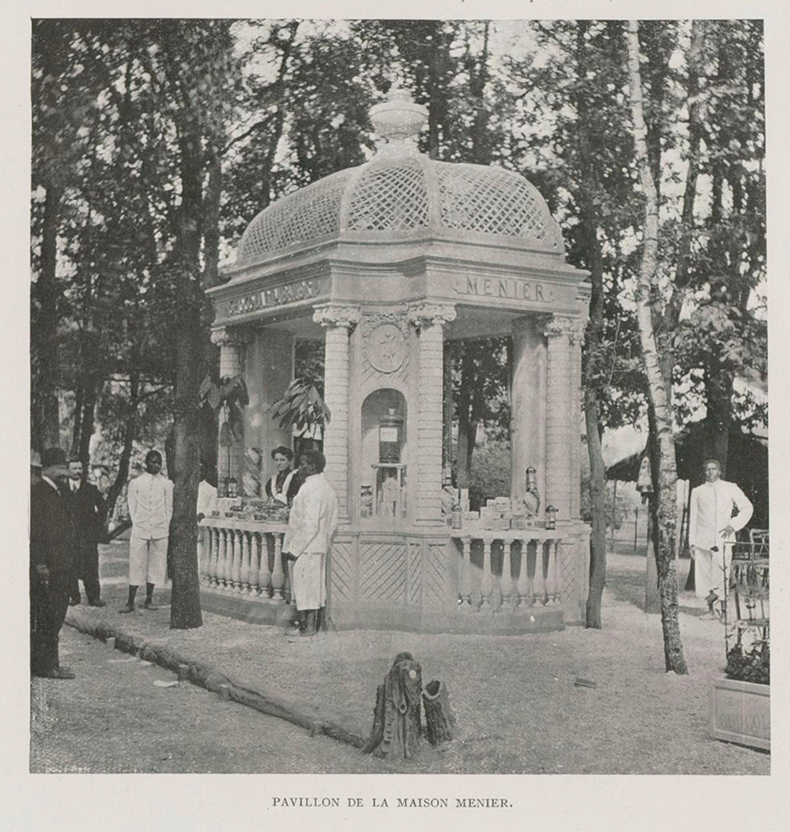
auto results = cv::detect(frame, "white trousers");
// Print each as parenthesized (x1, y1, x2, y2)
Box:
(693, 546, 731, 599)
(292, 552, 326, 611)
(129, 534, 168, 587)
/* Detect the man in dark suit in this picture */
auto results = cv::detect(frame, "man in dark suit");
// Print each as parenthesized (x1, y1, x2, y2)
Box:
(66, 458, 107, 607)
(30, 447, 79, 679)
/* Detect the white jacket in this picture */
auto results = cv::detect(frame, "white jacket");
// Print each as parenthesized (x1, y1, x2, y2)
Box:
(128, 472, 174, 539)
(689, 479, 753, 551)
(283, 473, 338, 557)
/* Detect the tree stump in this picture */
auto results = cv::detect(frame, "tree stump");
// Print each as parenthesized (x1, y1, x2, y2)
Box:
(362, 652, 423, 759)
(422, 679, 457, 746)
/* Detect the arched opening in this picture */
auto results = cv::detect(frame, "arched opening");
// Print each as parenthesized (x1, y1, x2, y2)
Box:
(360, 388, 408, 521)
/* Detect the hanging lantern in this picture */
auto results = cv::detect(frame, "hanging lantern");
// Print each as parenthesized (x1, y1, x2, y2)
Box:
(546, 505, 558, 530)
(526, 466, 537, 492)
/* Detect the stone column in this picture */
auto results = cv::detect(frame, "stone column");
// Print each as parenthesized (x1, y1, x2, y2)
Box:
(211, 327, 251, 484)
(408, 303, 457, 526)
(510, 316, 548, 507)
(313, 304, 361, 521)
(540, 315, 583, 524)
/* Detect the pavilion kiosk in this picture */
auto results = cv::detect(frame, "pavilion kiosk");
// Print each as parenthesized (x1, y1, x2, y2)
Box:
(200, 90, 591, 634)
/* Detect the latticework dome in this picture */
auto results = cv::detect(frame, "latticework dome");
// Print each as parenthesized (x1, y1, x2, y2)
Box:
(236, 91, 565, 264)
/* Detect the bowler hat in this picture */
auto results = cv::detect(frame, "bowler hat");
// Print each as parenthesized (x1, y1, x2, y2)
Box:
(41, 447, 68, 468)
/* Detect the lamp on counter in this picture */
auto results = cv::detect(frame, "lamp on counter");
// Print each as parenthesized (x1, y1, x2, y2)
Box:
(526, 466, 537, 492)
(226, 476, 238, 499)
(545, 505, 558, 530)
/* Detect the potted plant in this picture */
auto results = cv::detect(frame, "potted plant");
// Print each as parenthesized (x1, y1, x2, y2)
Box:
(710, 537, 770, 751)
(269, 376, 331, 457)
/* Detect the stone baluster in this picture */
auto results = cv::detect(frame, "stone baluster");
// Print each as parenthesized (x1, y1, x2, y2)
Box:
(534, 541, 547, 605)
(271, 533, 286, 603)
(248, 533, 260, 596)
(479, 538, 494, 611)
(546, 538, 558, 604)
(197, 526, 206, 582)
(459, 537, 472, 610)
(259, 534, 272, 599)
(499, 541, 514, 612)
(313, 305, 361, 521)
(408, 303, 457, 525)
(228, 530, 241, 592)
(240, 530, 251, 594)
(216, 529, 228, 589)
(208, 528, 219, 588)
(517, 539, 530, 608)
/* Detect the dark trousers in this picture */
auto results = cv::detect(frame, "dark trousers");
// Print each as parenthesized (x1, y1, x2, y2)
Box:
(71, 541, 101, 603)
(31, 581, 71, 676)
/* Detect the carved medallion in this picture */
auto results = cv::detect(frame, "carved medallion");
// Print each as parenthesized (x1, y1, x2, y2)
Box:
(367, 322, 408, 374)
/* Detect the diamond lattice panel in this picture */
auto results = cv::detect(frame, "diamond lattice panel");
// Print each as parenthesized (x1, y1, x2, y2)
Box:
(424, 544, 450, 609)
(329, 540, 354, 601)
(408, 542, 422, 606)
(360, 541, 407, 601)
(437, 163, 558, 246)
(346, 159, 430, 232)
(238, 169, 352, 260)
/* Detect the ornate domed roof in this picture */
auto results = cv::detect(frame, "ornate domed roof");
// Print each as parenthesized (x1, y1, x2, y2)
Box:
(237, 90, 565, 264)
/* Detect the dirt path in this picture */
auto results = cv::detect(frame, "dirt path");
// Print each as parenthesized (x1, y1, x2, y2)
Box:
(30, 626, 386, 774)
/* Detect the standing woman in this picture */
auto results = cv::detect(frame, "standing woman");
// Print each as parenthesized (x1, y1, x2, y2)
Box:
(265, 446, 302, 505)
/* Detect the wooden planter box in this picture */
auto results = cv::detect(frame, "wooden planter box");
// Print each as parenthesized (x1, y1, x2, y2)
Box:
(710, 677, 770, 751)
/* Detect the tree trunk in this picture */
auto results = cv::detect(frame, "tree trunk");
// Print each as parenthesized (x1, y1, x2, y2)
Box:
(105, 370, 140, 524)
(585, 399, 607, 629)
(32, 181, 64, 451)
(704, 360, 733, 476)
(362, 652, 423, 759)
(422, 679, 457, 746)
(626, 21, 688, 675)
(573, 22, 608, 629)
(168, 128, 206, 630)
(77, 377, 97, 467)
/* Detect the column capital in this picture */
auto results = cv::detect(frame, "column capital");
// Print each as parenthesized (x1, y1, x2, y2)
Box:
(312, 304, 361, 330)
(210, 327, 253, 347)
(538, 314, 585, 341)
(407, 302, 457, 330)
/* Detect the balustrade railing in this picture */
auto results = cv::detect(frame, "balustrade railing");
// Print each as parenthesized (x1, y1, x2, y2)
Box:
(199, 519, 291, 603)
(452, 531, 563, 613)
(198, 520, 564, 616)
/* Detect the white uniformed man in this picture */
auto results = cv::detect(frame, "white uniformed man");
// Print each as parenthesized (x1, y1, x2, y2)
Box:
(120, 450, 173, 612)
(689, 459, 753, 619)
(283, 449, 338, 639)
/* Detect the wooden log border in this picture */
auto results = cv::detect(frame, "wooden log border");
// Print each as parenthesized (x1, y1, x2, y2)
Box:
(65, 608, 366, 749)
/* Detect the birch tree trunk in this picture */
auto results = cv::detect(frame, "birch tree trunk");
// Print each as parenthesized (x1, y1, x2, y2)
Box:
(626, 21, 688, 675)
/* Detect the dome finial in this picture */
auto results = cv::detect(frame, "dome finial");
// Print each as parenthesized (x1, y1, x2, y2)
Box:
(369, 86, 428, 146)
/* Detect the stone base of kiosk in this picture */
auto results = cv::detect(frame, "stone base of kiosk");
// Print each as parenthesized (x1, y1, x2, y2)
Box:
(198, 520, 589, 635)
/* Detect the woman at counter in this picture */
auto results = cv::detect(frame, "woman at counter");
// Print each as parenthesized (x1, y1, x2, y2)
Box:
(265, 446, 302, 505)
